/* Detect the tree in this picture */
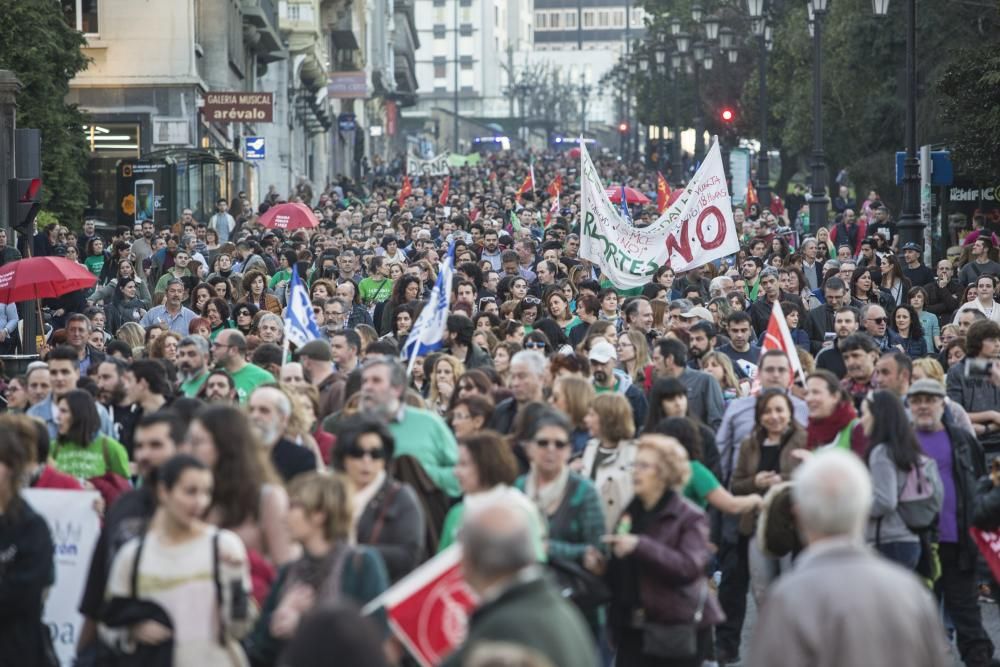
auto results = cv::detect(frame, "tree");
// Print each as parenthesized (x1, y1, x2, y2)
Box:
(938, 50, 1000, 183)
(0, 0, 90, 226)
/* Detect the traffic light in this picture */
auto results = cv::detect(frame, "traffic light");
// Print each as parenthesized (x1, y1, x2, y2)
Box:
(720, 107, 735, 123)
(9, 178, 42, 231)
(618, 122, 629, 133)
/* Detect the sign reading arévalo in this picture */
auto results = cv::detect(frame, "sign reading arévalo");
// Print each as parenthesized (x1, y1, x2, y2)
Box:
(201, 92, 274, 123)
(245, 136, 265, 160)
(580, 140, 739, 289)
(21, 489, 101, 667)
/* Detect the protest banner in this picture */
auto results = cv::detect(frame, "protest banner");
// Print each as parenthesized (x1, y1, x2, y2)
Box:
(22, 489, 101, 667)
(408, 152, 451, 176)
(363, 544, 478, 667)
(580, 140, 739, 289)
(971, 526, 1000, 585)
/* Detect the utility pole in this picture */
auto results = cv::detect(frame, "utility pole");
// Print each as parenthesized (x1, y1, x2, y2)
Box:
(507, 43, 515, 122)
(453, 0, 459, 153)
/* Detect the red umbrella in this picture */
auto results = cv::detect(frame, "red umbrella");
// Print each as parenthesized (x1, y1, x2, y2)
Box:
(0, 256, 97, 303)
(258, 202, 320, 231)
(605, 186, 651, 205)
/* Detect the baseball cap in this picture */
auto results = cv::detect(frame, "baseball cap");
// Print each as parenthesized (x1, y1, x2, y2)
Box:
(588, 340, 618, 364)
(680, 306, 714, 322)
(295, 340, 332, 362)
(901, 242, 922, 253)
(907, 378, 946, 398)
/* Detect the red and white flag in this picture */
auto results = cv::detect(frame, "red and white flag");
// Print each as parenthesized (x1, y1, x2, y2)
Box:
(438, 175, 451, 206)
(363, 545, 478, 667)
(760, 300, 806, 385)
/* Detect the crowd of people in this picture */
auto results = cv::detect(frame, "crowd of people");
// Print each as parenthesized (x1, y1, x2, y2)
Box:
(2, 149, 1000, 667)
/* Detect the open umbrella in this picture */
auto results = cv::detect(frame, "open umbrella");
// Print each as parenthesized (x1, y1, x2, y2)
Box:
(258, 202, 320, 231)
(605, 186, 651, 205)
(0, 256, 97, 303)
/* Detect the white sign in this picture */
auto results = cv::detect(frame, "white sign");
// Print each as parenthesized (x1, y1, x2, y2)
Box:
(579, 141, 740, 289)
(22, 489, 102, 667)
(408, 152, 450, 176)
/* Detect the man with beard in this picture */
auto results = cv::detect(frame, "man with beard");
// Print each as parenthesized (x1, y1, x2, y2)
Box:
(815, 306, 860, 378)
(589, 340, 647, 432)
(201, 369, 237, 404)
(94, 358, 139, 455)
(805, 277, 849, 353)
(358, 357, 459, 497)
(839, 333, 880, 410)
(687, 321, 716, 370)
(177, 335, 211, 397)
(75, 410, 187, 664)
(211, 329, 274, 402)
(480, 229, 502, 270)
(248, 385, 316, 482)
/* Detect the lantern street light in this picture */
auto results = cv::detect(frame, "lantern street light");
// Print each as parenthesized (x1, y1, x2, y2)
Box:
(808, 0, 830, 231)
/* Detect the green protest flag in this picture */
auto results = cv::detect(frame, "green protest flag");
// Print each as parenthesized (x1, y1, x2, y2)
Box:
(510, 210, 522, 232)
(446, 153, 466, 167)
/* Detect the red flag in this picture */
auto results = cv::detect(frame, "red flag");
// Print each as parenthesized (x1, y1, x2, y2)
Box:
(747, 180, 759, 208)
(438, 176, 451, 206)
(760, 300, 806, 384)
(363, 545, 477, 667)
(656, 172, 671, 214)
(398, 175, 413, 207)
(515, 172, 535, 202)
(546, 174, 563, 198)
(971, 527, 1000, 585)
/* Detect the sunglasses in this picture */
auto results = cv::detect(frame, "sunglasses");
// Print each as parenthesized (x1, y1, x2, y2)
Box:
(523, 296, 542, 305)
(344, 446, 385, 460)
(869, 317, 887, 324)
(535, 438, 569, 450)
(525, 341, 546, 350)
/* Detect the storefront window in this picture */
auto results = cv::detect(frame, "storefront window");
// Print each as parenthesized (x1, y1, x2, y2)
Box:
(82, 123, 139, 222)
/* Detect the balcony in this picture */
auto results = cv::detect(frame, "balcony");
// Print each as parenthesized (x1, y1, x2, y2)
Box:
(242, 0, 285, 61)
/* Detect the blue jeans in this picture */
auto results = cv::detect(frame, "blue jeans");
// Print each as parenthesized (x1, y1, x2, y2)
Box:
(876, 540, 921, 570)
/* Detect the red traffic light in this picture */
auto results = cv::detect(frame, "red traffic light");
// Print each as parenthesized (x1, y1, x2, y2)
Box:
(21, 178, 42, 201)
(618, 122, 629, 133)
(721, 108, 735, 122)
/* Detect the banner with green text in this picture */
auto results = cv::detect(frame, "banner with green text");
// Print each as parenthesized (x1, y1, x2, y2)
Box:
(579, 141, 739, 289)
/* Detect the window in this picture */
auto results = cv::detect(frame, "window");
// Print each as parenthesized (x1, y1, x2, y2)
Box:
(433, 24, 446, 38)
(434, 5, 445, 21)
(535, 11, 547, 29)
(565, 11, 577, 28)
(434, 63, 447, 78)
(62, 0, 99, 34)
(632, 8, 645, 25)
(612, 10, 624, 27)
(460, 6, 472, 22)
(582, 10, 594, 27)
(549, 11, 560, 28)
(460, 61, 473, 70)
(598, 11, 609, 27)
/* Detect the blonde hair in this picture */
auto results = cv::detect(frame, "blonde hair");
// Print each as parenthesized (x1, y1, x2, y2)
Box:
(637, 434, 691, 491)
(428, 354, 466, 407)
(116, 321, 145, 350)
(591, 393, 636, 442)
(619, 329, 650, 380)
(912, 357, 945, 382)
(702, 351, 741, 393)
(552, 375, 596, 427)
(287, 472, 353, 542)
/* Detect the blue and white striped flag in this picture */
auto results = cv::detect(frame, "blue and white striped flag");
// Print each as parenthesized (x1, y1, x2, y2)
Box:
(284, 265, 323, 348)
(401, 242, 455, 373)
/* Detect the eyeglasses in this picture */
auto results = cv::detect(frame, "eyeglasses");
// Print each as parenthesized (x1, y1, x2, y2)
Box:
(534, 438, 569, 450)
(344, 446, 385, 460)
(869, 317, 887, 324)
(237, 311, 251, 317)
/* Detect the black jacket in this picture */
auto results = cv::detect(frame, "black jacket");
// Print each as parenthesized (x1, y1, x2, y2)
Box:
(488, 397, 519, 435)
(749, 291, 804, 335)
(805, 303, 837, 353)
(0, 500, 56, 667)
(355, 477, 426, 583)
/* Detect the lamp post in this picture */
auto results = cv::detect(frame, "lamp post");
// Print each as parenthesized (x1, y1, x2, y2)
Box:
(670, 51, 684, 185)
(808, 0, 830, 231)
(746, 0, 771, 209)
(655, 45, 668, 171)
(874, 0, 920, 246)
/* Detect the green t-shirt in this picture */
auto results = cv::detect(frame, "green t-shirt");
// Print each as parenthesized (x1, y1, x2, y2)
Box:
(230, 363, 276, 403)
(683, 461, 721, 508)
(52, 434, 130, 480)
(180, 370, 210, 398)
(84, 255, 105, 277)
(386, 406, 459, 497)
(268, 269, 292, 290)
(358, 276, 394, 305)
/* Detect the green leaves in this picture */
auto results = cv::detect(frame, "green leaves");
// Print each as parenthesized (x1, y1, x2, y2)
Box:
(0, 0, 90, 226)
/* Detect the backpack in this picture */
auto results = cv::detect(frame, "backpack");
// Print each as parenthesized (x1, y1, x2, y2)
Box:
(897, 454, 944, 531)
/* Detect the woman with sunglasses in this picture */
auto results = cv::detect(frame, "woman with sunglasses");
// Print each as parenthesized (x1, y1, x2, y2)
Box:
(514, 408, 605, 634)
(333, 416, 425, 583)
(233, 303, 259, 337)
(514, 297, 542, 330)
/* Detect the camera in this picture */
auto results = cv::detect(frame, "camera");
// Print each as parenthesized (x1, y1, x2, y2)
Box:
(965, 358, 995, 379)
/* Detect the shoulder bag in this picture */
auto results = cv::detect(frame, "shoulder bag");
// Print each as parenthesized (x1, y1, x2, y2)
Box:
(639, 582, 708, 659)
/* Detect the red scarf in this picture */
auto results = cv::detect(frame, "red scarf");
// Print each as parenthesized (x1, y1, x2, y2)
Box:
(807, 400, 857, 450)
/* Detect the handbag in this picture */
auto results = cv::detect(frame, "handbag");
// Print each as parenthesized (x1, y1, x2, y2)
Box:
(547, 557, 611, 613)
(639, 582, 708, 659)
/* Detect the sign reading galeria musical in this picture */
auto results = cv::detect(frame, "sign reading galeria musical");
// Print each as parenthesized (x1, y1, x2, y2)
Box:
(201, 92, 274, 123)
(580, 140, 739, 289)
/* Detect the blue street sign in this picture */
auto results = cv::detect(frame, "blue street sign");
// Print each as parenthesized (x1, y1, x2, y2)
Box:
(896, 150, 953, 186)
(245, 136, 265, 160)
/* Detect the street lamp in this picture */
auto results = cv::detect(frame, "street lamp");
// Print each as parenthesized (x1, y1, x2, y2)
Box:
(747, 1, 772, 209)
(676, 32, 691, 54)
(719, 27, 735, 50)
(669, 18, 682, 35)
(872, 0, 920, 245)
(727, 48, 739, 64)
(808, 0, 830, 231)
(639, 56, 649, 72)
(703, 15, 720, 41)
(691, 2, 704, 22)
(670, 51, 683, 185)
(703, 49, 714, 70)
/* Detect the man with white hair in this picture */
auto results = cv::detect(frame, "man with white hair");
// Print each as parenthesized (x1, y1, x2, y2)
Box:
(747, 450, 950, 667)
(442, 499, 598, 667)
(709, 275, 735, 299)
(488, 350, 546, 434)
(248, 385, 316, 482)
